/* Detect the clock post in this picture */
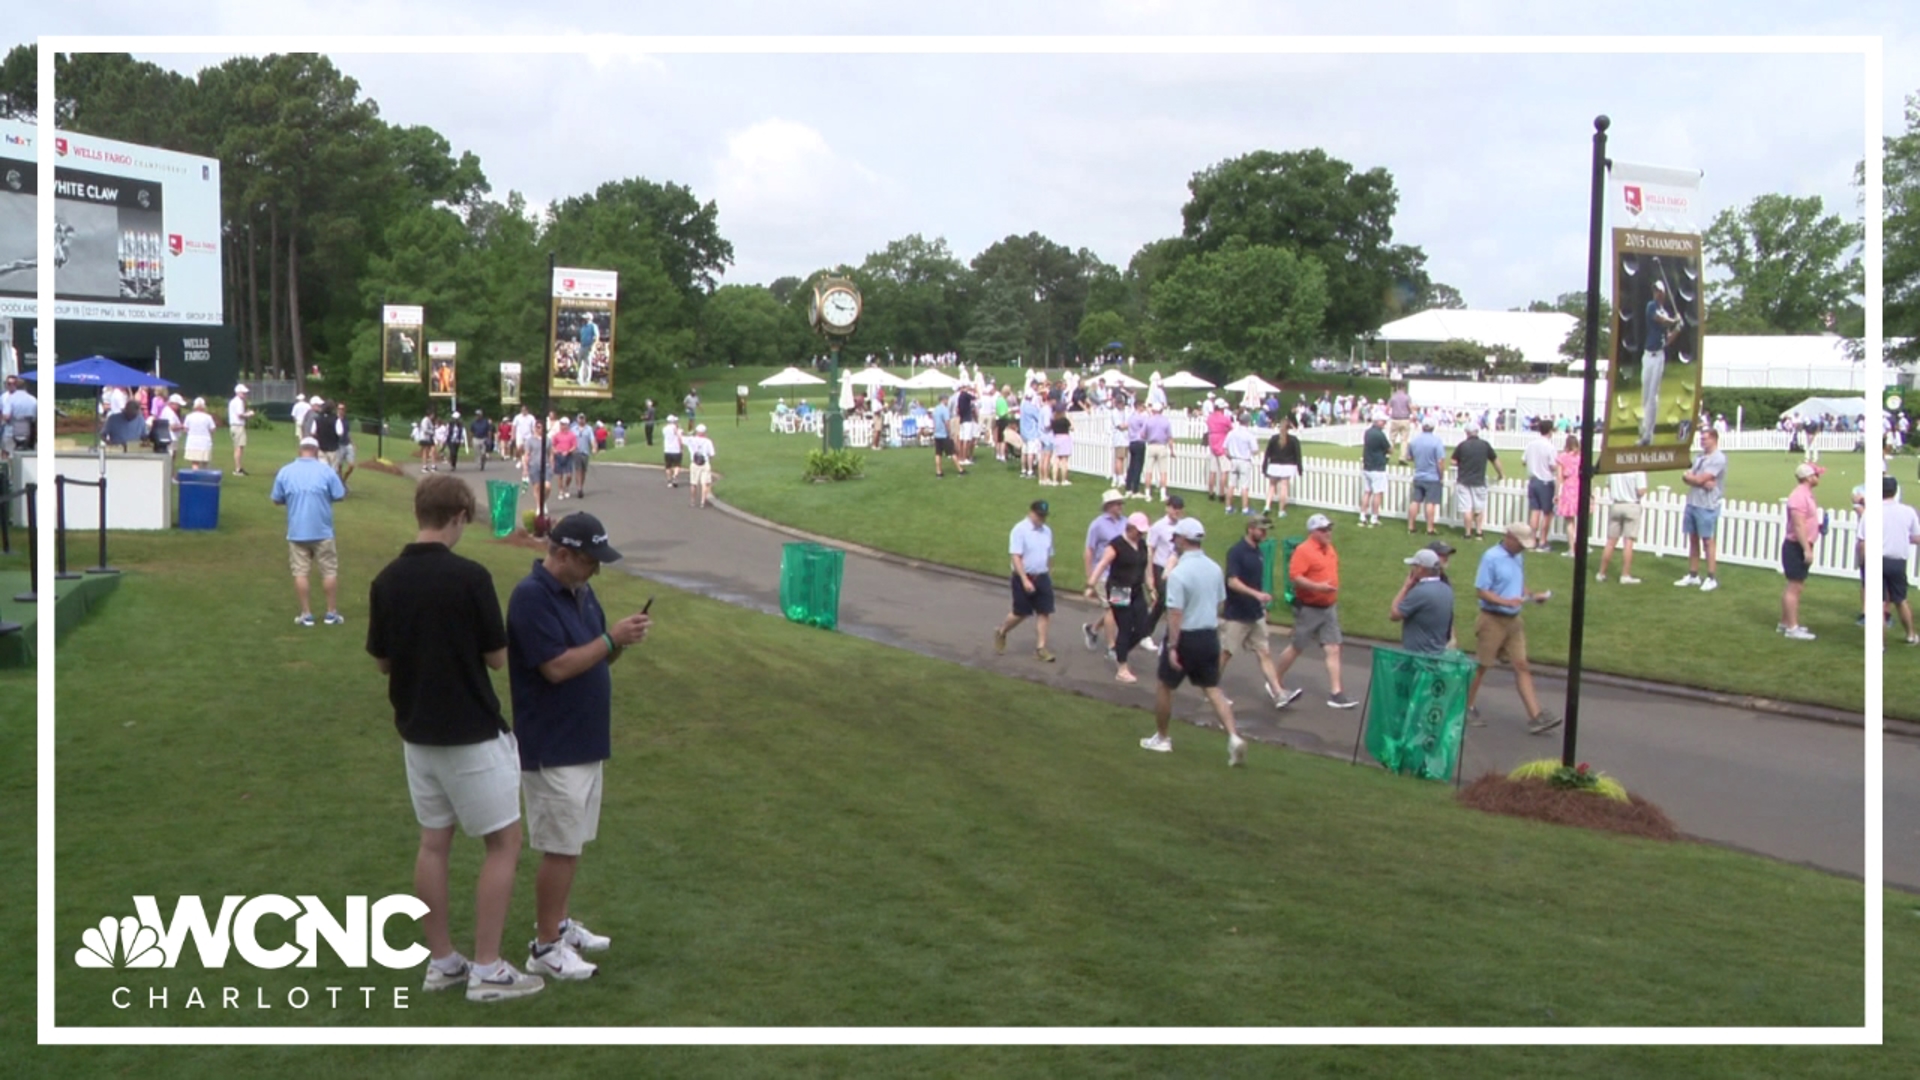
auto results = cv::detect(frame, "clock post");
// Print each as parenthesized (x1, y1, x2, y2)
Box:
(809, 275, 863, 453)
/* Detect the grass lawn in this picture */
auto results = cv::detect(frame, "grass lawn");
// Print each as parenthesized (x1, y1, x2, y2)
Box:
(13, 443, 1908, 1075)
(596, 421, 1886, 717)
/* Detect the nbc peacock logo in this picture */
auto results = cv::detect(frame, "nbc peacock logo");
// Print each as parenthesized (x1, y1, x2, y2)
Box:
(76, 915, 166, 969)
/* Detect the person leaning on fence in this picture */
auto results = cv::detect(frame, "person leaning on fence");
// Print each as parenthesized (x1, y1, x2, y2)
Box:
(1406, 419, 1446, 536)
(1448, 422, 1500, 539)
(1675, 427, 1726, 592)
(1595, 469, 1646, 584)
(1262, 416, 1302, 518)
(1359, 411, 1390, 527)
(1390, 548, 1454, 656)
(1139, 517, 1249, 767)
(1466, 523, 1559, 735)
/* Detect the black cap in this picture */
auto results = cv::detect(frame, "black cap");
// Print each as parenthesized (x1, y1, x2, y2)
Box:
(1164, 494, 1185, 509)
(1426, 540, 1456, 556)
(1030, 500, 1050, 518)
(550, 513, 622, 563)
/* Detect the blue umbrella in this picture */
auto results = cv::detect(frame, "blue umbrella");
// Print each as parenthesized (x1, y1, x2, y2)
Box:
(21, 356, 177, 387)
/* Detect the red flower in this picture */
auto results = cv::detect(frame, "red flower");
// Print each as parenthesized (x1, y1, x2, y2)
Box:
(1576, 763, 1590, 774)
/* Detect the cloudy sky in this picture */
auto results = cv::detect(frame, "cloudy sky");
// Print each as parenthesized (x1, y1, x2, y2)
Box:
(10, 3, 1918, 312)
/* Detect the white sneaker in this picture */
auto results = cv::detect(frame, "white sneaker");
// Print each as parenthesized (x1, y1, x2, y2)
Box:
(1228, 735, 1247, 767)
(423, 953, 470, 992)
(559, 918, 610, 952)
(1699, 577, 1719, 593)
(1139, 733, 1172, 753)
(1141, 637, 1161, 654)
(1674, 574, 1700, 587)
(1784, 625, 1817, 641)
(1595, 573, 1606, 582)
(465, 960, 545, 1002)
(1619, 575, 1641, 585)
(528, 939, 599, 980)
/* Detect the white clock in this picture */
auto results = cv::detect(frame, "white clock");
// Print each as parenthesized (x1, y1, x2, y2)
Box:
(819, 283, 861, 331)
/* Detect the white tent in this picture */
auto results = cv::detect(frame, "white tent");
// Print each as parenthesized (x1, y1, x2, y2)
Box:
(1222, 374, 1280, 395)
(1780, 395, 1869, 421)
(901, 368, 962, 390)
(1093, 369, 1148, 388)
(758, 366, 825, 387)
(1700, 336, 1869, 391)
(1160, 370, 1216, 389)
(1374, 309, 1579, 370)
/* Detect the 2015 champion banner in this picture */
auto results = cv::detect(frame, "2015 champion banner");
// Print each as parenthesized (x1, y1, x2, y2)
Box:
(427, 341, 456, 398)
(549, 267, 616, 401)
(381, 305, 424, 385)
(1599, 161, 1704, 474)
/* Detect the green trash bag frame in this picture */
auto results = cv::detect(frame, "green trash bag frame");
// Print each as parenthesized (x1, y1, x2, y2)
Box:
(1348, 645, 1476, 784)
(780, 541, 845, 630)
(486, 480, 519, 538)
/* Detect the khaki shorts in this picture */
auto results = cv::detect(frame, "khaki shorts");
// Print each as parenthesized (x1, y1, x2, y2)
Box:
(690, 462, 713, 488)
(522, 761, 604, 856)
(230, 425, 248, 449)
(1221, 617, 1270, 656)
(1388, 419, 1412, 446)
(403, 731, 521, 836)
(288, 538, 339, 579)
(1145, 443, 1170, 467)
(1289, 603, 1343, 649)
(1474, 610, 1528, 667)
(1606, 503, 1642, 541)
(1455, 484, 1489, 515)
(1228, 459, 1253, 489)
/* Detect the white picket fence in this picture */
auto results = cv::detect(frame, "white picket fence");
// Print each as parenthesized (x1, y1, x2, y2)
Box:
(1061, 413, 1892, 584)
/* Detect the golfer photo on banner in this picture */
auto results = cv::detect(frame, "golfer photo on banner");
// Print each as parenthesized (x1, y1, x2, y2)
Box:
(1599, 160, 1704, 474)
(548, 266, 617, 400)
(381, 304, 424, 384)
(499, 360, 522, 406)
(427, 340, 457, 398)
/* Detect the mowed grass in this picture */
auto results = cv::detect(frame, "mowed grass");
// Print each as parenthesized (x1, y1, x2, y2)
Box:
(12, 446, 1910, 1075)
(597, 421, 1884, 716)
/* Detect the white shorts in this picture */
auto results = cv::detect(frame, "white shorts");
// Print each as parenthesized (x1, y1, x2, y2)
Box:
(1228, 459, 1253, 488)
(1266, 464, 1299, 480)
(1455, 484, 1489, 514)
(403, 731, 521, 837)
(959, 421, 978, 441)
(522, 761, 604, 856)
(1362, 470, 1389, 495)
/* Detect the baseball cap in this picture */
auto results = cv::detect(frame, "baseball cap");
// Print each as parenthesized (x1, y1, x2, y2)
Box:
(1794, 462, 1826, 481)
(167, 393, 185, 405)
(1505, 522, 1537, 546)
(1126, 511, 1151, 532)
(1421, 418, 1435, 429)
(309, 395, 324, 405)
(298, 436, 319, 449)
(1173, 517, 1206, 541)
(1404, 548, 1443, 569)
(1101, 488, 1124, 505)
(666, 414, 679, 423)
(696, 423, 707, 433)
(1465, 422, 1481, 434)
(558, 416, 571, 425)
(1371, 408, 1388, 422)
(1305, 513, 1334, 531)
(1426, 539, 1456, 556)
(1149, 400, 1164, 411)
(233, 383, 248, 394)
(1163, 493, 1185, 509)
(550, 512, 622, 563)
(1246, 514, 1273, 531)
(1030, 499, 1050, 518)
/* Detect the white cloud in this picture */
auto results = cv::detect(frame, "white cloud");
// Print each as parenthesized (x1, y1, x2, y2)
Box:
(709, 118, 894, 281)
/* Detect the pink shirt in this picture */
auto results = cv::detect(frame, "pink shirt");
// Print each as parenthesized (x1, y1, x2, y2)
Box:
(1786, 484, 1820, 544)
(552, 429, 578, 456)
(1205, 409, 1232, 455)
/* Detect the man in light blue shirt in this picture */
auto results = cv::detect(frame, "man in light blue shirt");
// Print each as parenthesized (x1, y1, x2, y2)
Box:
(271, 436, 349, 627)
(1018, 394, 1044, 478)
(1140, 517, 1246, 765)
(995, 500, 1057, 661)
(1467, 522, 1557, 734)
(1406, 419, 1446, 535)
(1675, 428, 1726, 592)
(930, 398, 957, 478)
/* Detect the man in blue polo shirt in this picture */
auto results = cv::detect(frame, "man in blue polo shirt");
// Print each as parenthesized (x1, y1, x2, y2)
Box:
(507, 512, 652, 984)
(995, 500, 1057, 662)
(1466, 523, 1558, 734)
(271, 436, 348, 627)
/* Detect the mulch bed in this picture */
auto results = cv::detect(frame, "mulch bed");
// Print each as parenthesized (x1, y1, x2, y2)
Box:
(492, 530, 547, 552)
(357, 460, 404, 477)
(1457, 774, 1682, 842)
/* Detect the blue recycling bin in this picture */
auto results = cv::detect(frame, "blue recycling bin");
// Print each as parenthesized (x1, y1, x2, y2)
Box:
(177, 469, 223, 530)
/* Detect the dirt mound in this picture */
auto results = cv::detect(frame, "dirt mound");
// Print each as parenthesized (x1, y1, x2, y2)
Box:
(1458, 773, 1681, 842)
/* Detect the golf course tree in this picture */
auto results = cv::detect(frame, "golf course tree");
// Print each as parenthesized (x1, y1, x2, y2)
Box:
(855, 233, 974, 360)
(1179, 147, 1427, 345)
(699, 283, 807, 368)
(1702, 192, 1863, 336)
(969, 231, 1112, 367)
(960, 278, 1031, 366)
(1428, 338, 1528, 377)
(1417, 281, 1469, 312)
(1526, 291, 1613, 363)
(1146, 235, 1330, 384)
(1075, 309, 1133, 364)
(0, 43, 31, 120)
(1880, 90, 1920, 362)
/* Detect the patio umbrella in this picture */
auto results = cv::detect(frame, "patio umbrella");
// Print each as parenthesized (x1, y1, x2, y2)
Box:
(1221, 374, 1280, 395)
(23, 355, 177, 388)
(1093, 369, 1147, 389)
(842, 367, 907, 388)
(1159, 370, 1216, 390)
(901, 368, 962, 390)
(757, 366, 826, 388)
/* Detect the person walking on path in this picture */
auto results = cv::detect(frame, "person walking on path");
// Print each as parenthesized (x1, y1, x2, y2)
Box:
(1140, 517, 1249, 766)
(995, 500, 1059, 663)
(1466, 523, 1560, 734)
(1552, 434, 1584, 557)
(570, 414, 592, 498)
(1220, 514, 1298, 709)
(1359, 411, 1390, 527)
(1262, 416, 1302, 518)
(685, 424, 717, 509)
(507, 512, 652, 985)
(1522, 419, 1557, 551)
(228, 383, 254, 476)
(470, 410, 493, 471)
(271, 436, 348, 627)
(1081, 490, 1129, 653)
(367, 473, 545, 1004)
(1675, 427, 1726, 592)
(661, 414, 685, 489)
(1089, 511, 1154, 683)
(1595, 469, 1646, 584)
(1883, 476, 1920, 646)
(1139, 493, 1187, 654)
(1449, 422, 1500, 539)
(1389, 547, 1454, 656)
(1406, 418, 1445, 536)
(1269, 513, 1358, 709)
(1778, 462, 1826, 641)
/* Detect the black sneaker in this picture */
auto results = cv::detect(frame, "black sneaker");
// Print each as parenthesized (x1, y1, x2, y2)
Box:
(1327, 692, 1358, 710)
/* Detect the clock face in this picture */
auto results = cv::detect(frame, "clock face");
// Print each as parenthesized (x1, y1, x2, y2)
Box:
(821, 287, 859, 329)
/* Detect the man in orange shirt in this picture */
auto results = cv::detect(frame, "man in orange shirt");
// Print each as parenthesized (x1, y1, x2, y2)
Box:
(1268, 514, 1357, 709)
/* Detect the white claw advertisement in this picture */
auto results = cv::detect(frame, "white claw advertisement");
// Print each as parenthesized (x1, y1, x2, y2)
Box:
(0, 119, 224, 325)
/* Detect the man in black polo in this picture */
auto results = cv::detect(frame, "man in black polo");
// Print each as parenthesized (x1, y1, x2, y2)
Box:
(508, 512, 652, 984)
(367, 473, 545, 1003)
(312, 395, 343, 471)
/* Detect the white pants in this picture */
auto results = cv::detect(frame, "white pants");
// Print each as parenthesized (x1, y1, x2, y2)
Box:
(1639, 348, 1665, 444)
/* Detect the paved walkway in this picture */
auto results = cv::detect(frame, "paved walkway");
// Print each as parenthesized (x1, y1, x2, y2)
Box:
(440, 461, 1905, 891)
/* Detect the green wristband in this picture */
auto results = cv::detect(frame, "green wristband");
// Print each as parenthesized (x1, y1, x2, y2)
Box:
(603, 633, 616, 654)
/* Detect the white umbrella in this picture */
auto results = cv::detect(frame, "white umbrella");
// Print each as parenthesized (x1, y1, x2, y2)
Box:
(842, 367, 907, 388)
(1094, 369, 1148, 389)
(1222, 374, 1280, 395)
(1160, 370, 1216, 389)
(902, 368, 962, 390)
(759, 365, 826, 387)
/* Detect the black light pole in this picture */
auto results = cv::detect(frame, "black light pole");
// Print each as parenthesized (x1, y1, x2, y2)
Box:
(1564, 114, 1610, 768)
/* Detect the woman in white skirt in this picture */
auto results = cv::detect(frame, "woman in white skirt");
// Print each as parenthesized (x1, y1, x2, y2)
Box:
(1262, 416, 1303, 517)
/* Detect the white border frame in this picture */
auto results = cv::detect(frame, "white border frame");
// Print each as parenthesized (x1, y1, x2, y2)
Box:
(35, 33, 1884, 1047)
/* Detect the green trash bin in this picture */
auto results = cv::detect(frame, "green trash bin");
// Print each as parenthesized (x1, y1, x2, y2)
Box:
(779, 541, 845, 630)
(1358, 646, 1477, 782)
(487, 480, 518, 538)
(1277, 536, 1303, 607)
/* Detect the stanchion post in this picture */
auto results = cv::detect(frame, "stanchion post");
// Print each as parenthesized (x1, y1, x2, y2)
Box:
(87, 473, 118, 575)
(13, 482, 36, 602)
(55, 477, 80, 581)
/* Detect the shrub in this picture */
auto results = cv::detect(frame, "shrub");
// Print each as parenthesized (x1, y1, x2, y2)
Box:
(804, 449, 865, 482)
(1508, 758, 1630, 803)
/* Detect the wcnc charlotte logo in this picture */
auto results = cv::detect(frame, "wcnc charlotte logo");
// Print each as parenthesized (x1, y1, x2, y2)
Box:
(76, 895, 432, 1013)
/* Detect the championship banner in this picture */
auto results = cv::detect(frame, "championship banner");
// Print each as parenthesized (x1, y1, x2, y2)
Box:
(548, 267, 616, 400)
(427, 340, 457, 398)
(500, 361, 522, 406)
(381, 305, 424, 385)
(1599, 161, 1704, 474)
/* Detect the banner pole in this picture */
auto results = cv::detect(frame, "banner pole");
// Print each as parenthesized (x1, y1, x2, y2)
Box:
(538, 252, 554, 533)
(1564, 115, 1610, 769)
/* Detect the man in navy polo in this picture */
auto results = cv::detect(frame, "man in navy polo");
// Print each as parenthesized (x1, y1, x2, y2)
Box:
(507, 512, 652, 984)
